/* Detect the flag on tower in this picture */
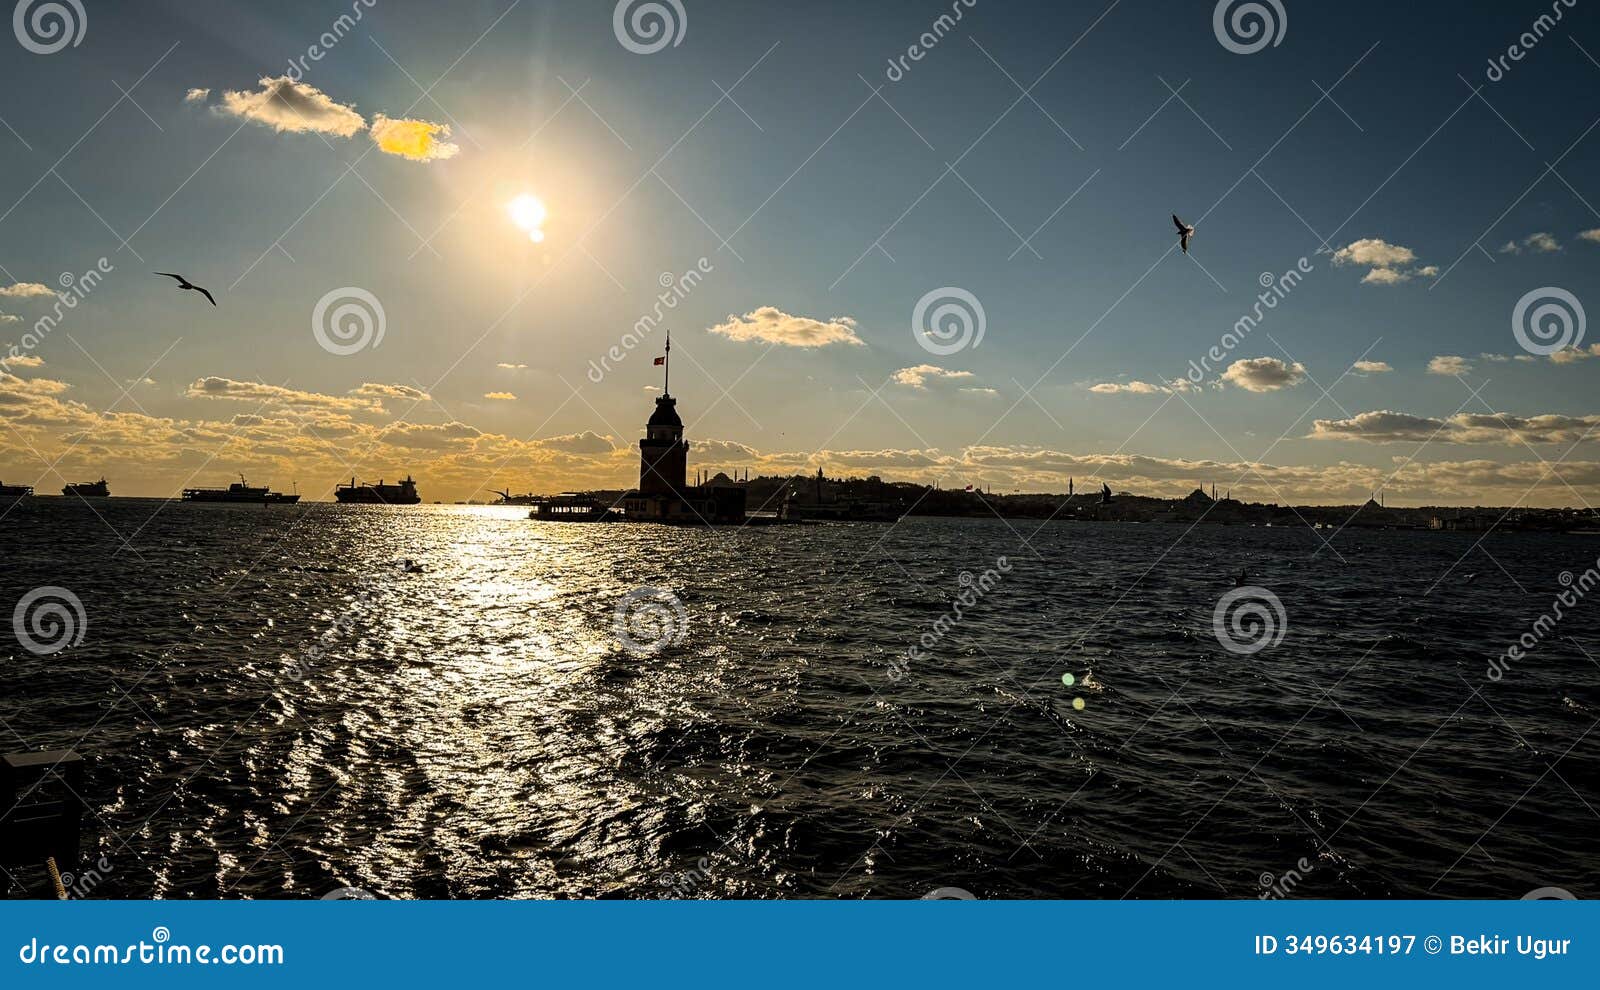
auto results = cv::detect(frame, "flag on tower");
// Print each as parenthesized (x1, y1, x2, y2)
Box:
(653, 356, 666, 366)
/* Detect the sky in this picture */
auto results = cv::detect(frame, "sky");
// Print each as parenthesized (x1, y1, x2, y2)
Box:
(1, 0, 1599, 505)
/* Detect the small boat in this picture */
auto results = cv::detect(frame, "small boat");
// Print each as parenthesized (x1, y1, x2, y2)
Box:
(182, 475, 300, 504)
(62, 478, 109, 498)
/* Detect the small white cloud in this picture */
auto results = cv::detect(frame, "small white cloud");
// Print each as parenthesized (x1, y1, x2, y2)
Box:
(1332, 238, 1434, 285)
(1499, 232, 1561, 255)
(0, 282, 55, 298)
(1427, 355, 1473, 376)
(893, 364, 975, 389)
(496, 362, 528, 370)
(1089, 380, 1171, 395)
(184, 87, 210, 104)
(1550, 344, 1600, 364)
(217, 76, 365, 137)
(1579, 228, 1600, 244)
(1352, 360, 1392, 374)
(483, 391, 517, 401)
(1220, 357, 1306, 392)
(709, 307, 863, 347)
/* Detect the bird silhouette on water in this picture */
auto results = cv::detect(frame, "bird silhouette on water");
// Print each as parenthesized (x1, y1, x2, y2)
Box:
(154, 272, 216, 306)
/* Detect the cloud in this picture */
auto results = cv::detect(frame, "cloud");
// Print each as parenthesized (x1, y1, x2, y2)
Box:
(0, 282, 55, 298)
(1090, 380, 1174, 395)
(1551, 344, 1600, 364)
(1330, 238, 1434, 284)
(0, 314, 18, 324)
(533, 431, 615, 455)
(185, 378, 430, 413)
(370, 114, 460, 163)
(1498, 232, 1561, 255)
(2, 354, 44, 369)
(1352, 360, 1393, 374)
(1579, 229, 1600, 245)
(1427, 355, 1472, 376)
(1220, 357, 1306, 392)
(1311, 410, 1600, 445)
(349, 383, 431, 402)
(892, 364, 974, 389)
(216, 76, 365, 136)
(184, 87, 210, 104)
(708, 307, 863, 347)
(483, 391, 517, 401)
(496, 362, 528, 370)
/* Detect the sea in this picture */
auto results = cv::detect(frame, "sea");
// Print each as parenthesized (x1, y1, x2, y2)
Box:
(1, 498, 1596, 900)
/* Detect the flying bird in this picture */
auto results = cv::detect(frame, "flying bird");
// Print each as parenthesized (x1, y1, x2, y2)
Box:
(154, 272, 216, 306)
(1172, 215, 1195, 254)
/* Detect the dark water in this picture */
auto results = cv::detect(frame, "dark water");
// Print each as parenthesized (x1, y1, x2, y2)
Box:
(1, 498, 1597, 900)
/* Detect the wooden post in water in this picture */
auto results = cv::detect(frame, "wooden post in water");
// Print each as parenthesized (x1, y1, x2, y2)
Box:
(0, 751, 84, 899)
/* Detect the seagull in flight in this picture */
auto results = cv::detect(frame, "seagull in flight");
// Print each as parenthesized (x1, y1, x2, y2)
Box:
(1172, 214, 1195, 254)
(154, 272, 216, 306)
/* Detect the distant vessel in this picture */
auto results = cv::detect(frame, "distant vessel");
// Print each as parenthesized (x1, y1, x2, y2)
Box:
(493, 488, 540, 506)
(182, 476, 300, 504)
(62, 478, 109, 498)
(334, 476, 421, 505)
(0, 481, 33, 502)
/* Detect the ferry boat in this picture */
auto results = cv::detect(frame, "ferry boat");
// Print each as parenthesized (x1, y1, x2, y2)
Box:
(334, 475, 421, 505)
(181, 476, 300, 504)
(0, 481, 33, 502)
(62, 478, 109, 498)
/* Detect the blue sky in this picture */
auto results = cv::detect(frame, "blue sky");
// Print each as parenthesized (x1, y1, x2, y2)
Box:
(1, 0, 1599, 503)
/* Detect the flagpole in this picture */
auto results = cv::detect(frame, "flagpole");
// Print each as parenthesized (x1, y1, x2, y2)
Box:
(664, 330, 670, 396)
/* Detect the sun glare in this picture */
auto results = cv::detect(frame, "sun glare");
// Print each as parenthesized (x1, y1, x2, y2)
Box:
(507, 193, 547, 243)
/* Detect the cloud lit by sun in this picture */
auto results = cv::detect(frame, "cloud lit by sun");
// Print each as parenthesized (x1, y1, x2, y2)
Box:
(507, 194, 547, 243)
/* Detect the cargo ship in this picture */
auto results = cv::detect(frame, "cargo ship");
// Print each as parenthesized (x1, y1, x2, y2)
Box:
(334, 475, 421, 505)
(0, 481, 33, 502)
(62, 478, 109, 498)
(181, 476, 300, 504)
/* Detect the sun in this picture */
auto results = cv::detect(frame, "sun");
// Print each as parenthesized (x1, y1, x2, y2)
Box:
(506, 193, 548, 243)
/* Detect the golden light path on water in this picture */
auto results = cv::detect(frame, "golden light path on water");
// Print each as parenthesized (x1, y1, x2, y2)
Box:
(2, 501, 1597, 898)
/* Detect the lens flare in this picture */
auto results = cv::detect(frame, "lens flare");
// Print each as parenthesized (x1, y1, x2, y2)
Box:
(507, 194, 547, 243)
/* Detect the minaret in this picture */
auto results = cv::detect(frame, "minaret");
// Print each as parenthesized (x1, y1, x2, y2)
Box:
(639, 333, 688, 495)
